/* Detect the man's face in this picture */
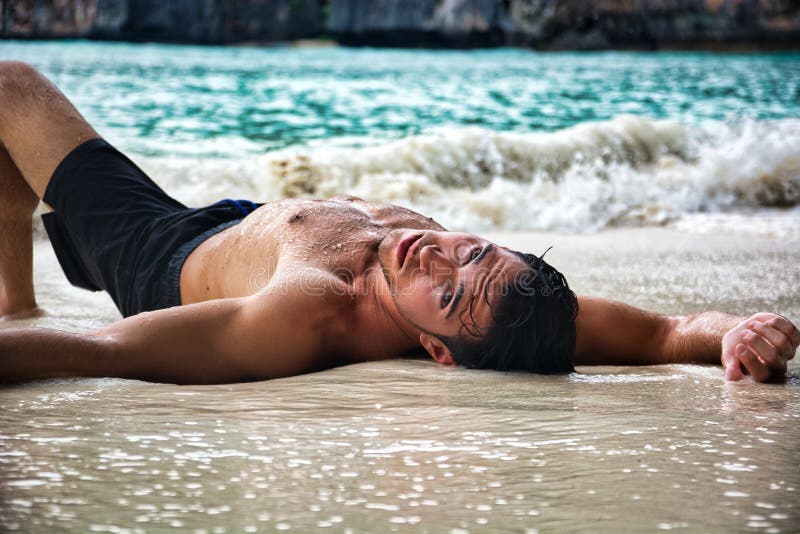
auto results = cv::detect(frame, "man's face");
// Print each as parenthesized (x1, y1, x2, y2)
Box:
(378, 230, 528, 341)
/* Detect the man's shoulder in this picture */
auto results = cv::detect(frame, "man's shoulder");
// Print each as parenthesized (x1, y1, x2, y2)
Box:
(260, 266, 354, 304)
(245, 269, 355, 343)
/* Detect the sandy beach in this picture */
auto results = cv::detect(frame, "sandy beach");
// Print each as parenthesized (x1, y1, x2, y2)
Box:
(2, 227, 798, 531)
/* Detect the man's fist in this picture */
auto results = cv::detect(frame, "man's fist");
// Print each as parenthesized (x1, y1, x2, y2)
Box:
(721, 313, 800, 382)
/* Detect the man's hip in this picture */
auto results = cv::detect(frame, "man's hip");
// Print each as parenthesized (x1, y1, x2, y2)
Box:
(41, 138, 261, 317)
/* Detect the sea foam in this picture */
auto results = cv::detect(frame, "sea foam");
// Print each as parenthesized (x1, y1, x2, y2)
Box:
(101, 116, 800, 237)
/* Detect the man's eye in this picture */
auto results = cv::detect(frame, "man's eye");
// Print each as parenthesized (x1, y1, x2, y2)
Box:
(441, 289, 453, 308)
(470, 248, 482, 262)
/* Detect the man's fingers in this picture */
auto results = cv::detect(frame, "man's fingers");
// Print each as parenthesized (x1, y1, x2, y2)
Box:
(749, 322, 793, 359)
(742, 329, 783, 368)
(758, 314, 800, 349)
(737, 344, 776, 382)
(723, 345, 744, 381)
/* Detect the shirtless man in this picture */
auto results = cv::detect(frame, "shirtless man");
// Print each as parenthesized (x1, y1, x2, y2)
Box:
(1, 62, 798, 384)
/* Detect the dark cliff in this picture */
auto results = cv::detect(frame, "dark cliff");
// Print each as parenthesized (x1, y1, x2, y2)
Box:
(0, 0, 325, 43)
(2, 0, 798, 49)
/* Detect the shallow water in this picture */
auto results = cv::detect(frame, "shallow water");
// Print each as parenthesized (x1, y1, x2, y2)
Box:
(2, 230, 798, 532)
(2, 362, 799, 532)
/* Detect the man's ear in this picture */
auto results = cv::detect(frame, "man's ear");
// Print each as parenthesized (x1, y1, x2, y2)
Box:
(419, 333, 455, 366)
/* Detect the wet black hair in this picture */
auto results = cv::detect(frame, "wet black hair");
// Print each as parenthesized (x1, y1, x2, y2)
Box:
(441, 248, 578, 374)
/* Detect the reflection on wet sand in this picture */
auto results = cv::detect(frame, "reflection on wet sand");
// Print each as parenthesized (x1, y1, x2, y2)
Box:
(1, 229, 799, 531)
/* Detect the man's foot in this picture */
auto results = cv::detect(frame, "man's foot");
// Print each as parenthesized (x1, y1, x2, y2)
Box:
(0, 285, 41, 320)
(0, 305, 45, 321)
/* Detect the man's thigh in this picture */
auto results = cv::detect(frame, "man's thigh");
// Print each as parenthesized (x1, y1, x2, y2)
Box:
(0, 61, 99, 199)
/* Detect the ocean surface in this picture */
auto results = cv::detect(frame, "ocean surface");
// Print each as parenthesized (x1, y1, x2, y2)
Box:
(1, 40, 798, 236)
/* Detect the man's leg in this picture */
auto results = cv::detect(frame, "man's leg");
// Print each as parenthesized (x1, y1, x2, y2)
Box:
(0, 147, 39, 317)
(0, 61, 99, 317)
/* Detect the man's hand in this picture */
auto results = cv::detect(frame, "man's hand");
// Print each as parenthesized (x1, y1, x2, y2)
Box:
(721, 313, 800, 382)
(574, 298, 799, 383)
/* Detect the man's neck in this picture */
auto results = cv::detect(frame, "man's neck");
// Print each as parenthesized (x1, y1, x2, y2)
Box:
(346, 262, 422, 362)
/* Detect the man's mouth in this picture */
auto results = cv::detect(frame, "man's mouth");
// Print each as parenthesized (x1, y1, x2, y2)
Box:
(397, 233, 423, 268)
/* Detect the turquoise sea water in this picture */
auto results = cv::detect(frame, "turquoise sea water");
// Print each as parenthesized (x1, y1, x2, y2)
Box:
(1, 41, 798, 157)
(1, 40, 799, 234)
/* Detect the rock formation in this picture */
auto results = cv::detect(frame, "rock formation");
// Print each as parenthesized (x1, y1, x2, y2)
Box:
(1, 0, 798, 49)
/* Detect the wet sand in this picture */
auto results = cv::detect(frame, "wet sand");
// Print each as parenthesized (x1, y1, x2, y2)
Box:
(1, 228, 799, 531)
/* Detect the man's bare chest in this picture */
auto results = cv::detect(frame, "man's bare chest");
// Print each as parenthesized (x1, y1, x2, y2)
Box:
(248, 196, 442, 259)
(181, 197, 445, 302)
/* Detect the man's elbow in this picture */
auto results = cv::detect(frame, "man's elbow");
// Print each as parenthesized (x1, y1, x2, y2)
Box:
(655, 315, 683, 365)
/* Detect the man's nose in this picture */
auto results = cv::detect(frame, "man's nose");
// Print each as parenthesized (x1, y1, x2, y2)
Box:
(419, 244, 454, 276)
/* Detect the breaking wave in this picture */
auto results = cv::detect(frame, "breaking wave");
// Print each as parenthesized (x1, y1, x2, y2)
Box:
(124, 115, 800, 236)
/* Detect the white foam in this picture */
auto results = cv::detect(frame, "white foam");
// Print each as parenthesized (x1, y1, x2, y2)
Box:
(83, 116, 800, 236)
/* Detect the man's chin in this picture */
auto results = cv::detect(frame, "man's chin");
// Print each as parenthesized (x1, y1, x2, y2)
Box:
(377, 229, 402, 271)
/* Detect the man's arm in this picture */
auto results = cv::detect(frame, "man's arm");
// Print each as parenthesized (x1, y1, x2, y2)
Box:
(0, 284, 331, 384)
(574, 296, 800, 382)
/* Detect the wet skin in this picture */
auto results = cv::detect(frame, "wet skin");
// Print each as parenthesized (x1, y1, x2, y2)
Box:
(377, 229, 528, 342)
(180, 197, 529, 366)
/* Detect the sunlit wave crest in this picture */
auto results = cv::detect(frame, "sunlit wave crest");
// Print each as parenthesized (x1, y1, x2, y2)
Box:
(83, 116, 800, 237)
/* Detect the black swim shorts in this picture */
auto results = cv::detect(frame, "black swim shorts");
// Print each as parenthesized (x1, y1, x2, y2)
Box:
(42, 138, 261, 318)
